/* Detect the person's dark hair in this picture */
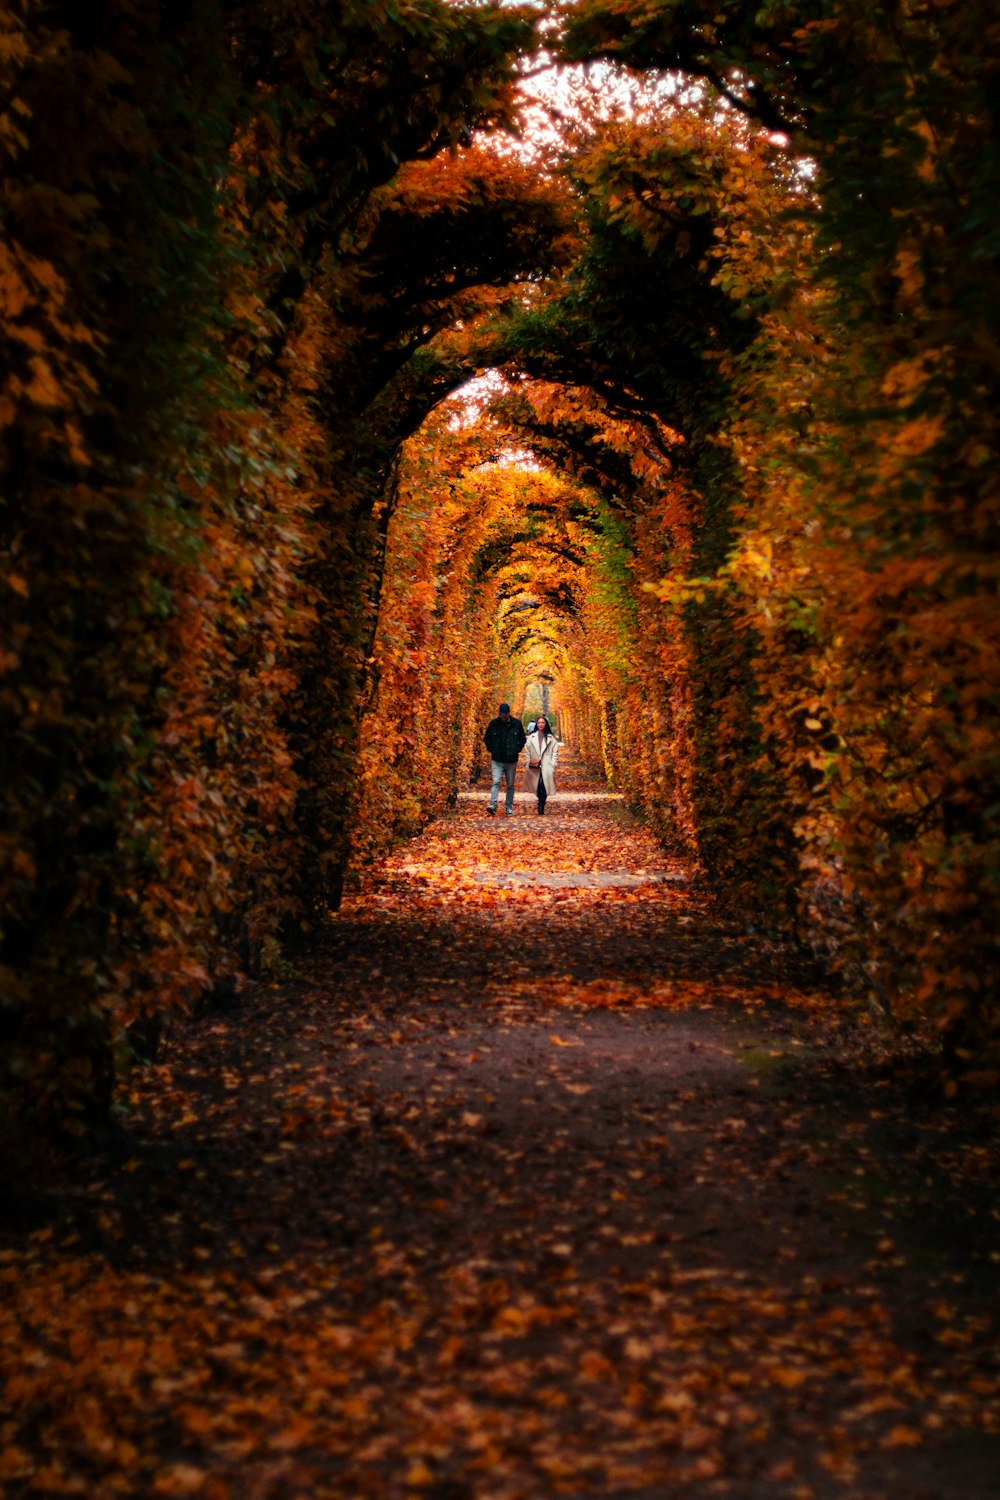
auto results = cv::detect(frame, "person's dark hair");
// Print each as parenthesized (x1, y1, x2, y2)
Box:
(536, 714, 549, 740)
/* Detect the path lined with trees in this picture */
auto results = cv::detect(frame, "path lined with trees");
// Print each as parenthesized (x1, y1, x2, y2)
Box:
(2, 1, 998, 1147)
(2, 3, 999, 1491)
(2, 751, 997, 1497)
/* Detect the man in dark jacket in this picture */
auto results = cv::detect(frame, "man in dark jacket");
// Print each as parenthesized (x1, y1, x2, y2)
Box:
(483, 701, 527, 816)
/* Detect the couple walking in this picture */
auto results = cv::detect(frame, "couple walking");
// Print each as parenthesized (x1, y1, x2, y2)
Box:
(483, 701, 559, 817)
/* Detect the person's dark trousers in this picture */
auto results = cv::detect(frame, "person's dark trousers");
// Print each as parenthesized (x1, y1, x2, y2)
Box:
(537, 780, 547, 815)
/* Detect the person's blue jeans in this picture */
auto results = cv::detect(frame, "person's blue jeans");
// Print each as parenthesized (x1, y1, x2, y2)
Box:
(489, 759, 517, 812)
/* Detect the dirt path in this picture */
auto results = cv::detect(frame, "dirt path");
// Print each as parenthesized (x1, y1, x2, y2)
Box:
(2, 752, 999, 1499)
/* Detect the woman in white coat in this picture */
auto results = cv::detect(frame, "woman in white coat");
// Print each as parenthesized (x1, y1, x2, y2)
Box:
(523, 714, 559, 815)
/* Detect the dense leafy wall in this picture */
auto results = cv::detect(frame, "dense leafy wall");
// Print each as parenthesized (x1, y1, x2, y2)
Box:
(0, 0, 554, 1140)
(558, 0, 1000, 1060)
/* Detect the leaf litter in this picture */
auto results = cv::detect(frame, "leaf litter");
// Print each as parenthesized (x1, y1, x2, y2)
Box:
(2, 751, 999, 1498)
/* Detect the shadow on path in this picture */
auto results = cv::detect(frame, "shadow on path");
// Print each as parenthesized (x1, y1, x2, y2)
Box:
(2, 751, 998, 1499)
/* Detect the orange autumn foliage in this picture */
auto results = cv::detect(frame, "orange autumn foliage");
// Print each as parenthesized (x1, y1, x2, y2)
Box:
(2, 0, 998, 1151)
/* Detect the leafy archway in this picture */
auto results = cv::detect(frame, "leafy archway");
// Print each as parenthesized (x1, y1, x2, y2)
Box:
(2, 0, 997, 1143)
